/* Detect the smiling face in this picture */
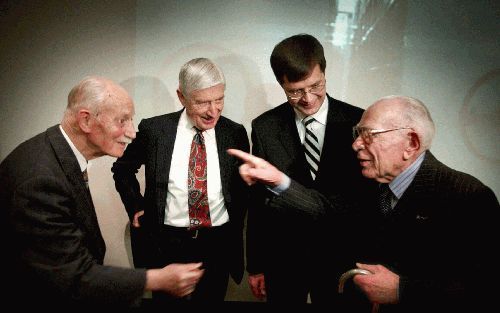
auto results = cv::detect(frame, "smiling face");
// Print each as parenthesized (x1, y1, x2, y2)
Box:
(87, 86, 136, 158)
(281, 64, 326, 117)
(178, 83, 225, 131)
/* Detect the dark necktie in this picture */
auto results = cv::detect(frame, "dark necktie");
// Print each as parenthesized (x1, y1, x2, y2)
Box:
(303, 116, 320, 180)
(82, 168, 89, 190)
(379, 184, 393, 215)
(188, 129, 211, 229)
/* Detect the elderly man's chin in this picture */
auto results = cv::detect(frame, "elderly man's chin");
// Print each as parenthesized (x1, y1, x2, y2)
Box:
(110, 143, 128, 158)
(361, 167, 376, 180)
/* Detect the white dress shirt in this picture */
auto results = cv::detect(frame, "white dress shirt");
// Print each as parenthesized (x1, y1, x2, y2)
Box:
(164, 110, 229, 227)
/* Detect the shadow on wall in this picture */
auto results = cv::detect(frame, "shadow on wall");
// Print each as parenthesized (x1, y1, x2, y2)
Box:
(153, 43, 274, 132)
(120, 76, 176, 122)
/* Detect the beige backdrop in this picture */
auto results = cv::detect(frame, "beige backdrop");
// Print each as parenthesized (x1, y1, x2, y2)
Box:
(1, 0, 498, 301)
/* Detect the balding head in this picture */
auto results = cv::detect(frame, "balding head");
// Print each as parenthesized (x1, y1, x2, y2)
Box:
(368, 95, 435, 150)
(352, 95, 435, 182)
(62, 76, 136, 160)
(66, 76, 130, 115)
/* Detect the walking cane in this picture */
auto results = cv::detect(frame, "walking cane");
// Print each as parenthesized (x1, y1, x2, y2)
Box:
(338, 268, 379, 313)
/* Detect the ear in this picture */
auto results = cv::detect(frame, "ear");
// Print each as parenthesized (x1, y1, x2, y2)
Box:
(77, 109, 92, 133)
(176, 88, 187, 107)
(403, 131, 421, 160)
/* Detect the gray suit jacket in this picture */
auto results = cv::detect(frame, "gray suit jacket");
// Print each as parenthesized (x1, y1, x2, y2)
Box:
(0, 125, 146, 308)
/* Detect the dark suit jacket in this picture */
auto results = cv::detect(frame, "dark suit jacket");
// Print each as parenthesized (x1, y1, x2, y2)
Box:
(267, 151, 499, 312)
(112, 109, 249, 283)
(247, 95, 372, 282)
(0, 125, 146, 309)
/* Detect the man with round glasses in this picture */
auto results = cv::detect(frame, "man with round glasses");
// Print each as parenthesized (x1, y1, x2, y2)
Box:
(244, 33, 370, 305)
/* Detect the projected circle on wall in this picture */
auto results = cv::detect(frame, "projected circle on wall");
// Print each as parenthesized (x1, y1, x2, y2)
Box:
(459, 69, 500, 163)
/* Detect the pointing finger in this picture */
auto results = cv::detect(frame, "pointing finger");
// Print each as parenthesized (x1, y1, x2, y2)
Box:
(227, 149, 262, 167)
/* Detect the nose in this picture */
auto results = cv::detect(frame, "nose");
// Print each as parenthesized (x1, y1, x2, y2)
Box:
(352, 136, 364, 152)
(300, 91, 314, 102)
(206, 101, 222, 114)
(125, 121, 136, 139)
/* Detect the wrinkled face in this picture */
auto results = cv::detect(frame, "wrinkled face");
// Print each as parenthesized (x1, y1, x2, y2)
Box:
(352, 104, 410, 183)
(88, 95, 136, 158)
(180, 83, 224, 131)
(282, 64, 326, 117)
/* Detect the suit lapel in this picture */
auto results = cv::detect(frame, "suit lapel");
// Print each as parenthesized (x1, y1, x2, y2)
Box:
(46, 126, 105, 258)
(279, 105, 303, 160)
(318, 95, 357, 181)
(277, 105, 312, 182)
(393, 152, 439, 217)
(215, 119, 230, 199)
(156, 111, 182, 187)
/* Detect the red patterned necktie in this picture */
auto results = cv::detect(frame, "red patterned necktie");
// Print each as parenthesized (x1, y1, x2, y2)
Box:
(188, 128, 211, 229)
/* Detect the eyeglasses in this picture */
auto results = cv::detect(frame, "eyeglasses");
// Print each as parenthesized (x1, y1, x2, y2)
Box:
(284, 80, 326, 100)
(191, 98, 224, 109)
(352, 126, 412, 143)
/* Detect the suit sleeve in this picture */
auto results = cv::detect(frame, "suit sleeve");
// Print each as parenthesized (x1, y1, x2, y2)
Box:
(10, 174, 146, 306)
(266, 179, 353, 219)
(245, 122, 271, 274)
(112, 120, 148, 221)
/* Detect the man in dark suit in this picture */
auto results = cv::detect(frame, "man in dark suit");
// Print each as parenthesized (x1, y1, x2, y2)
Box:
(349, 95, 498, 312)
(230, 95, 498, 312)
(112, 58, 249, 303)
(0, 76, 204, 309)
(243, 34, 370, 305)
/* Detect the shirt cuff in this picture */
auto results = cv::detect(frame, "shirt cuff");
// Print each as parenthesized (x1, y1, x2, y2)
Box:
(267, 174, 291, 195)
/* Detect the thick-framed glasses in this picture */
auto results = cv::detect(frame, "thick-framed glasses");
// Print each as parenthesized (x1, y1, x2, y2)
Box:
(352, 126, 412, 143)
(284, 80, 326, 100)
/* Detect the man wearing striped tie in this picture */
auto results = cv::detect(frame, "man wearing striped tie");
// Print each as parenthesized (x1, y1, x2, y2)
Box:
(242, 34, 373, 307)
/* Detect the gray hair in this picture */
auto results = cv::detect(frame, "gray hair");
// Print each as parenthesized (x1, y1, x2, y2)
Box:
(379, 95, 436, 150)
(178, 58, 225, 98)
(66, 76, 112, 114)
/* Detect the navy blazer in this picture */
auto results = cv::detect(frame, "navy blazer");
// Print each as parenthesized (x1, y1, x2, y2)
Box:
(0, 125, 146, 308)
(112, 109, 250, 283)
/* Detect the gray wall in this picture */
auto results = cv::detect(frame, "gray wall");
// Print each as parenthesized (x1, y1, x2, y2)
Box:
(1, 0, 498, 301)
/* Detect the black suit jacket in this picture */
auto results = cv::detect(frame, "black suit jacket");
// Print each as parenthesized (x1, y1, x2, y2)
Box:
(268, 151, 499, 312)
(112, 109, 249, 283)
(0, 125, 146, 308)
(247, 95, 371, 279)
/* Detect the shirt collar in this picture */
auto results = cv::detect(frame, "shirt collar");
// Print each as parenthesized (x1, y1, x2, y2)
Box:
(59, 125, 90, 172)
(389, 151, 426, 199)
(179, 109, 216, 139)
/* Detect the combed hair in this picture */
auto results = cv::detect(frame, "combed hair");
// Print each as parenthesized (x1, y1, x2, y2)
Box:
(381, 95, 436, 150)
(179, 58, 225, 97)
(270, 34, 326, 84)
(67, 76, 111, 114)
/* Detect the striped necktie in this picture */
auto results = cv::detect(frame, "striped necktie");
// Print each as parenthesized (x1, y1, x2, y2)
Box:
(303, 116, 321, 180)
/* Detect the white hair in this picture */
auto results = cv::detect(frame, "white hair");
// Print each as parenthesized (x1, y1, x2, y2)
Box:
(178, 58, 225, 97)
